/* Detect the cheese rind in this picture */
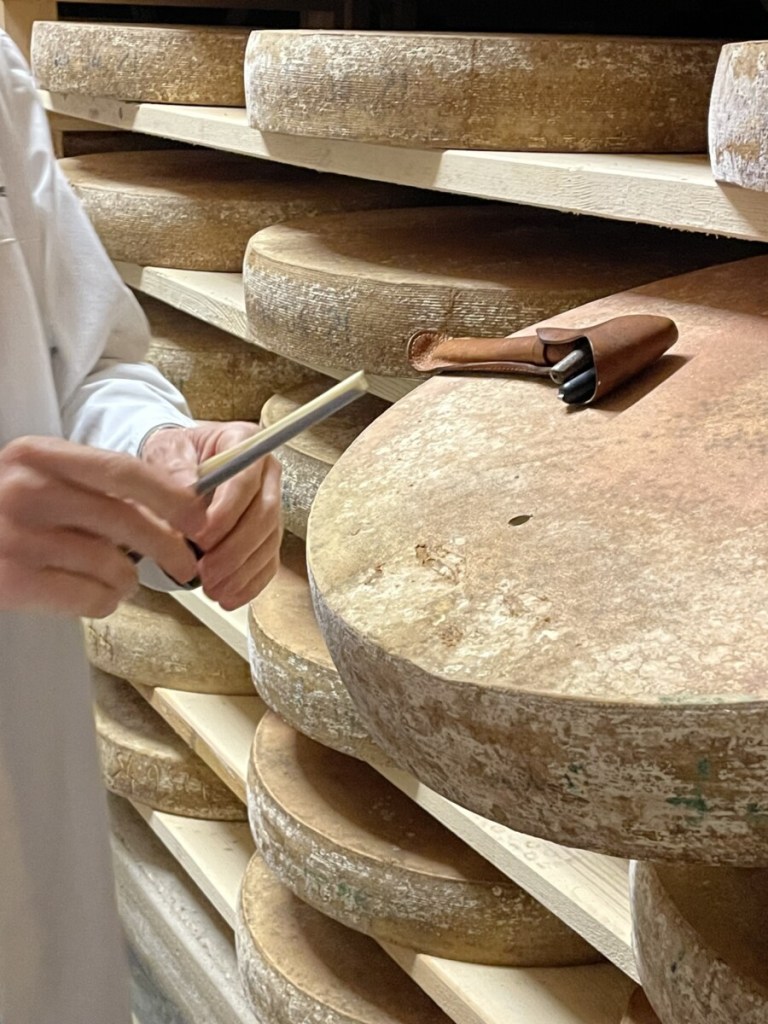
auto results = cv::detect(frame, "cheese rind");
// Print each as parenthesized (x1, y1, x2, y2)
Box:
(248, 711, 600, 965)
(246, 30, 722, 152)
(92, 669, 246, 819)
(32, 21, 250, 106)
(710, 41, 768, 191)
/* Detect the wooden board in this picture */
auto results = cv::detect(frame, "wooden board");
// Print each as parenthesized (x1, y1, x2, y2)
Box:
(83, 585, 254, 694)
(248, 710, 599, 966)
(139, 293, 325, 421)
(237, 851, 455, 1024)
(32, 22, 250, 106)
(92, 669, 246, 819)
(248, 534, 380, 760)
(40, 93, 768, 246)
(243, 204, 758, 376)
(631, 861, 768, 1023)
(245, 31, 723, 152)
(308, 254, 768, 865)
(710, 41, 768, 192)
(60, 149, 424, 272)
(261, 382, 387, 538)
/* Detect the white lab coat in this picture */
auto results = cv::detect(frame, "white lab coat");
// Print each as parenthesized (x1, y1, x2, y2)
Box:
(0, 31, 194, 1024)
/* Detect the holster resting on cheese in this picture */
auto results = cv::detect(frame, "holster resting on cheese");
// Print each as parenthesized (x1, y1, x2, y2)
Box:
(407, 314, 679, 404)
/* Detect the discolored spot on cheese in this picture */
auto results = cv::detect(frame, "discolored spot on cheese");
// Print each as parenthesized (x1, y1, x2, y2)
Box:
(710, 42, 768, 191)
(236, 852, 453, 1024)
(248, 535, 378, 760)
(139, 294, 327, 421)
(244, 204, 757, 376)
(307, 255, 768, 864)
(632, 861, 768, 1023)
(32, 21, 250, 106)
(60, 150, 426, 272)
(261, 382, 388, 538)
(92, 668, 245, 819)
(246, 30, 722, 152)
(248, 711, 600, 965)
(84, 585, 253, 695)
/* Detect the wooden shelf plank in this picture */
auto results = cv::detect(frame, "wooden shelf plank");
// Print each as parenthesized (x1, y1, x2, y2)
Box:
(116, 262, 419, 404)
(129, 802, 634, 1024)
(41, 89, 768, 242)
(155, 591, 638, 979)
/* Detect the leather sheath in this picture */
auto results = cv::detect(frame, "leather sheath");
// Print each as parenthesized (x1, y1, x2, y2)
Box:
(407, 314, 679, 404)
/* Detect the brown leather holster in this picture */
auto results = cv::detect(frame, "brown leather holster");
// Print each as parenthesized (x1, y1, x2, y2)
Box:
(407, 314, 679, 404)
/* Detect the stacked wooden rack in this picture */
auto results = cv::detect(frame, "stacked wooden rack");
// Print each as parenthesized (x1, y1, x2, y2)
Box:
(6, 4, 768, 1022)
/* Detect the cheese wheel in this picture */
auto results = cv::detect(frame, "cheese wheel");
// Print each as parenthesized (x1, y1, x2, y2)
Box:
(710, 42, 768, 191)
(248, 711, 599, 965)
(261, 382, 388, 539)
(236, 853, 452, 1024)
(139, 294, 326, 421)
(632, 862, 768, 1023)
(245, 31, 722, 152)
(248, 535, 377, 760)
(308, 255, 768, 864)
(32, 22, 249, 106)
(622, 989, 661, 1024)
(60, 150, 427, 272)
(84, 585, 253, 695)
(92, 669, 245, 819)
(244, 205, 757, 376)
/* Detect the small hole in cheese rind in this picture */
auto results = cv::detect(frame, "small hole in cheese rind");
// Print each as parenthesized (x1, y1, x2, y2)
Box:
(508, 515, 532, 526)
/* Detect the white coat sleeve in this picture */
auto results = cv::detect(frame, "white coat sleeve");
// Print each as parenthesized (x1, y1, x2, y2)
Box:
(0, 31, 194, 455)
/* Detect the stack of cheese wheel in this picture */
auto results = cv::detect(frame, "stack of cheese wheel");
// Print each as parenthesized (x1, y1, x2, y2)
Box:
(307, 254, 768, 865)
(237, 853, 453, 1024)
(709, 42, 768, 191)
(248, 534, 377, 760)
(244, 204, 756, 375)
(248, 709, 598, 964)
(92, 668, 245, 820)
(245, 30, 723, 151)
(260, 382, 388, 539)
(84, 585, 253, 695)
(631, 862, 768, 1022)
(32, 22, 251, 106)
(139, 294, 326, 422)
(59, 150, 427, 272)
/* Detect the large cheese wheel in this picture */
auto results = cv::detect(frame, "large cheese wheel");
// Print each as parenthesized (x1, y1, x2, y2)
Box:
(709, 42, 768, 191)
(236, 853, 452, 1024)
(248, 711, 599, 965)
(92, 669, 245, 819)
(139, 294, 326, 421)
(245, 31, 722, 152)
(84, 585, 253, 695)
(261, 382, 388, 539)
(60, 150, 427, 272)
(308, 254, 768, 864)
(631, 862, 768, 1023)
(248, 535, 377, 760)
(244, 205, 756, 376)
(32, 22, 249, 106)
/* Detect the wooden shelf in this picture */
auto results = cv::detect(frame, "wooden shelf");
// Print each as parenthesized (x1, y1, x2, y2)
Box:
(139, 594, 638, 981)
(129, 797, 635, 1024)
(116, 262, 419, 405)
(41, 89, 768, 243)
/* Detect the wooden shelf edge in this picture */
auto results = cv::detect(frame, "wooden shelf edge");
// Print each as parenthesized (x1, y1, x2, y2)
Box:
(116, 262, 419, 404)
(161, 589, 637, 979)
(128, 802, 634, 1024)
(42, 89, 768, 242)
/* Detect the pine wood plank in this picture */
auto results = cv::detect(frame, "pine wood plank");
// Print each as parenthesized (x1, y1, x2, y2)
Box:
(148, 597, 638, 978)
(40, 90, 768, 243)
(115, 262, 419, 403)
(130, 802, 634, 1024)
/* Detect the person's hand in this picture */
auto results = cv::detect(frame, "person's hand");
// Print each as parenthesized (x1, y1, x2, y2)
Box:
(0, 436, 206, 618)
(140, 422, 282, 610)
